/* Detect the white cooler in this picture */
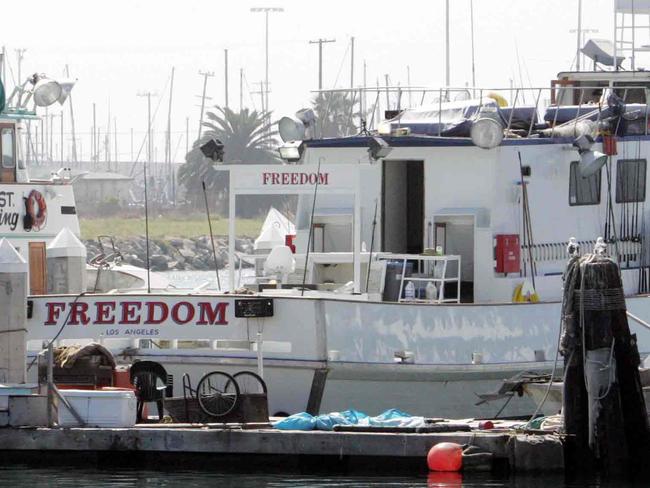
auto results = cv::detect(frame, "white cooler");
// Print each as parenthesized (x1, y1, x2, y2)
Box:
(57, 389, 137, 427)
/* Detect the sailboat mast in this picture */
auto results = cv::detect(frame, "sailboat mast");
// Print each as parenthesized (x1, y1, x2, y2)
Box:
(445, 0, 450, 87)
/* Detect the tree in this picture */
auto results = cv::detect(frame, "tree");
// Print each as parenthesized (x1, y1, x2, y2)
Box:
(311, 92, 360, 138)
(178, 106, 280, 212)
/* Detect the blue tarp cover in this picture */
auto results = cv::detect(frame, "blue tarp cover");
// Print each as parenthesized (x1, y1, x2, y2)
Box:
(274, 408, 425, 431)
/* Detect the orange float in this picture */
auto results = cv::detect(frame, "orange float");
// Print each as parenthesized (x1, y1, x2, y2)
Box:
(427, 442, 463, 472)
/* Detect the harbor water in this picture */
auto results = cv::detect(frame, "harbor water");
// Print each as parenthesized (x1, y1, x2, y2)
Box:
(0, 468, 640, 488)
(162, 269, 254, 291)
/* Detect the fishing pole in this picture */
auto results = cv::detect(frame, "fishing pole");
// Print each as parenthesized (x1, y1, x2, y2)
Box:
(301, 158, 322, 296)
(365, 199, 378, 293)
(143, 162, 151, 293)
(202, 180, 221, 291)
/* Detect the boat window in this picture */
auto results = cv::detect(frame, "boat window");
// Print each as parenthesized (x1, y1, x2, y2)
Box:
(1, 128, 14, 168)
(616, 159, 646, 203)
(569, 161, 601, 206)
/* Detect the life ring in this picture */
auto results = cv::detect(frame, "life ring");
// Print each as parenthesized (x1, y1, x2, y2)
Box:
(24, 190, 47, 231)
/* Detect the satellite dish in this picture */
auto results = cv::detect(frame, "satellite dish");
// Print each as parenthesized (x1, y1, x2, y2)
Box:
(581, 39, 625, 68)
(56, 79, 77, 105)
(33, 77, 62, 107)
(579, 150, 608, 177)
(278, 116, 306, 143)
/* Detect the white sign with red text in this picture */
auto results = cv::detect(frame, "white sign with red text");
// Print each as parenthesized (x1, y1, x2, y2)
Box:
(27, 295, 238, 341)
(228, 164, 358, 195)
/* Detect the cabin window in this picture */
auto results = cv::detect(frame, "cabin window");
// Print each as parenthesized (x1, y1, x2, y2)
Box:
(1, 128, 14, 168)
(616, 159, 646, 203)
(569, 161, 600, 206)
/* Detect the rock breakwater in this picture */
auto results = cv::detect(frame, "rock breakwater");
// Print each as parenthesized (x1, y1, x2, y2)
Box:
(83, 236, 254, 271)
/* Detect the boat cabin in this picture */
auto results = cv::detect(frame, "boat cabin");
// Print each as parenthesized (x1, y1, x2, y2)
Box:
(262, 69, 650, 305)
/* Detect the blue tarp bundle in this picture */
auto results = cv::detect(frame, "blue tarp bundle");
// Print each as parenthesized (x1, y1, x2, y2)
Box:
(273, 408, 425, 431)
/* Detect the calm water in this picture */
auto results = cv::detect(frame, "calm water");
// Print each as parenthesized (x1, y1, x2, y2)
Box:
(162, 269, 254, 291)
(0, 468, 639, 488)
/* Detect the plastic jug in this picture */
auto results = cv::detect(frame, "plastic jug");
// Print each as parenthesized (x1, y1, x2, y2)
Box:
(404, 281, 416, 301)
(426, 281, 438, 301)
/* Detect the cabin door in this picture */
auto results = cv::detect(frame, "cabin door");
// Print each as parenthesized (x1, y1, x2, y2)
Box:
(0, 124, 16, 183)
(381, 161, 424, 253)
(29, 242, 47, 295)
(433, 214, 475, 302)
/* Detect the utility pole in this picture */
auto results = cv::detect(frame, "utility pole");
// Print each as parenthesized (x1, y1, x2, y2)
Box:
(114, 117, 118, 168)
(470, 0, 476, 94)
(252, 82, 265, 113)
(407, 65, 412, 107)
(106, 100, 111, 166)
(15, 49, 25, 85)
(197, 70, 214, 140)
(309, 38, 336, 90)
(137, 91, 156, 164)
(60, 112, 64, 163)
(576, 0, 582, 71)
(224, 49, 229, 109)
(185, 117, 189, 156)
(350, 36, 355, 89)
(250, 7, 284, 114)
(65, 65, 78, 163)
(92, 103, 97, 165)
(166, 67, 175, 203)
(240, 68, 244, 111)
(363, 60, 367, 121)
(445, 0, 450, 87)
(49, 113, 54, 162)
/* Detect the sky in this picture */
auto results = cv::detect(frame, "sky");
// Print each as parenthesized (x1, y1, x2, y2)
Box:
(0, 0, 637, 164)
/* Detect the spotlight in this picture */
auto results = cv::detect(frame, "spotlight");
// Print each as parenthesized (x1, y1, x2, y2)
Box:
(278, 140, 304, 163)
(368, 136, 392, 160)
(200, 138, 224, 162)
(573, 135, 607, 177)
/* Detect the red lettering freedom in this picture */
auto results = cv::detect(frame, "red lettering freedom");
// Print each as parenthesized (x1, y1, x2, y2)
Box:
(42, 301, 230, 326)
(261, 172, 329, 185)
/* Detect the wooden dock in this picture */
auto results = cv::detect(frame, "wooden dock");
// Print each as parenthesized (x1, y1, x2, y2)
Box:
(0, 426, 564, 474)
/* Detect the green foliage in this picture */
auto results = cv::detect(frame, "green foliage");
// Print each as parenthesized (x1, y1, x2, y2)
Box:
(311, 92, 360, 138)
(178, 106, 280, 208)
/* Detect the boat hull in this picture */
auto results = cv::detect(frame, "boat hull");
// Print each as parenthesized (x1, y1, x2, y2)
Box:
(25, 292, 650, 418)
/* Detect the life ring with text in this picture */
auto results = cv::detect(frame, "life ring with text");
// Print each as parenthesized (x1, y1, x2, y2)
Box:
(23, 190, 47, 231)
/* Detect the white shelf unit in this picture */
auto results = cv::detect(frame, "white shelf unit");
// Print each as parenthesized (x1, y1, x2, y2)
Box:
(377, 253, 461, 304)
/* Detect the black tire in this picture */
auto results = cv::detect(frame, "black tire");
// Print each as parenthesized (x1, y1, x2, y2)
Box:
(226, 371, 267, 394)
(196, 371, 240, 417)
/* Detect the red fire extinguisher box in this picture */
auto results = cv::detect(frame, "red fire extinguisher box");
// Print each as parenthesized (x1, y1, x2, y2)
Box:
(495, 234, 520, 274)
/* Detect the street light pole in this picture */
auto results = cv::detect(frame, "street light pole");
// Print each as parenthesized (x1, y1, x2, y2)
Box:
(250, 7, 284, 114)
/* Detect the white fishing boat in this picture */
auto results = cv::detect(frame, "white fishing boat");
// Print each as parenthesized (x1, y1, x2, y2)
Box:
(8, 4, 650, 419)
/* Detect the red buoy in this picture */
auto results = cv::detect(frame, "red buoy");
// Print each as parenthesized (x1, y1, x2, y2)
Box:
(427, 442, 463, 472)
(427, 471, 462, 487)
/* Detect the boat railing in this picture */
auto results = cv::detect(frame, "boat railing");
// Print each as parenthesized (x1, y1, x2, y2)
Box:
(312, 84, 650, 138)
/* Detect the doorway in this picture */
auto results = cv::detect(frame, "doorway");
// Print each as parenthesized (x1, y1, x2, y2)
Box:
(433, 214, 475, 302)
(29, 242, 47, 295)
(0, 124, 16, 183)
(382, 161, 424, 253)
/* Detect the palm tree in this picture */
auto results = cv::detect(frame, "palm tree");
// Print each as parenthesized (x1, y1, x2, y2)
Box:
(178, 106, 279, 210)
(311, 92, 360, 138)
